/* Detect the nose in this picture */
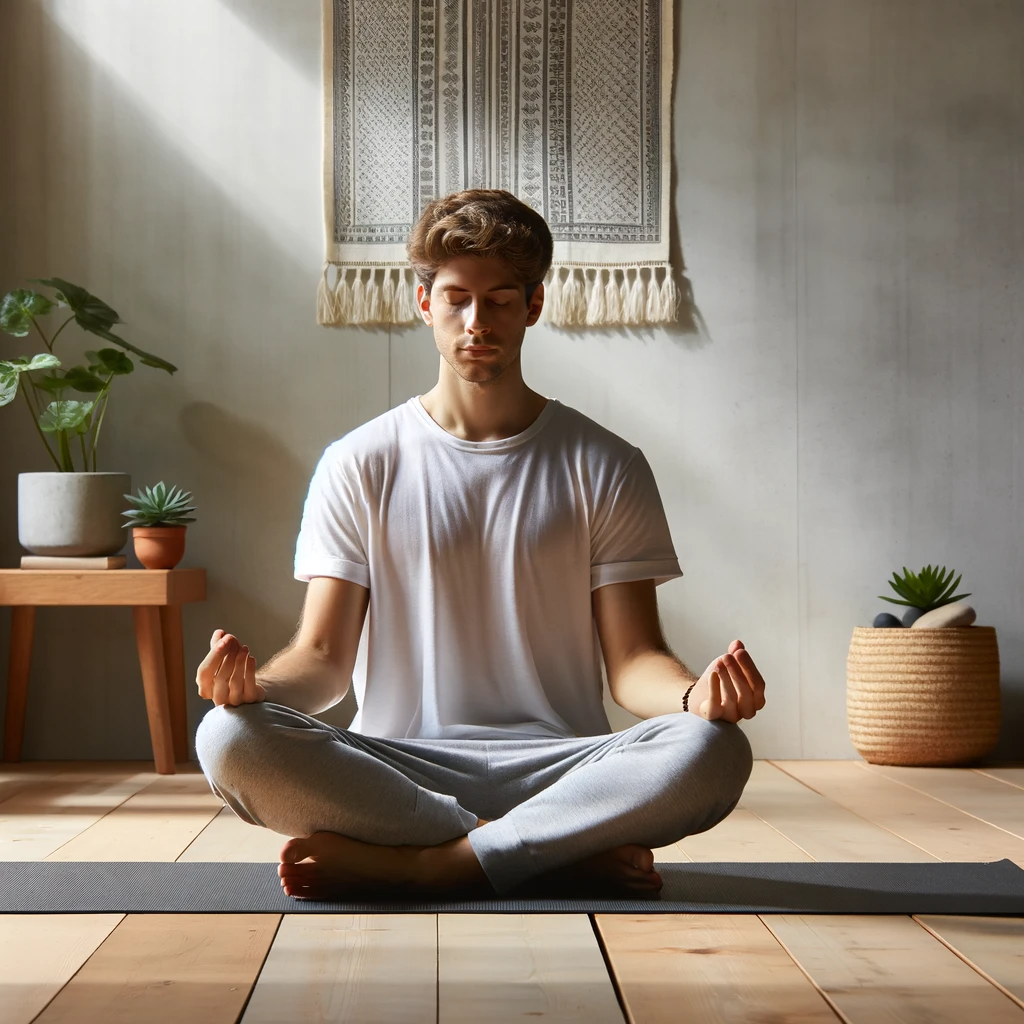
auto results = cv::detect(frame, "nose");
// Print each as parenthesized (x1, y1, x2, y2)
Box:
(464, 301, 491, 336)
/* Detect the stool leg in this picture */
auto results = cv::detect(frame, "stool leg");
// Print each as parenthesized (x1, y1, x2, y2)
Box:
(159, 604, 189, 763)
(132, 606, 176, 775)
(3, 606, 36, 762)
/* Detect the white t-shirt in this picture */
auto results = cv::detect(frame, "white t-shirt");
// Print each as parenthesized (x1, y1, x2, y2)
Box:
(293, 396, 683, 739)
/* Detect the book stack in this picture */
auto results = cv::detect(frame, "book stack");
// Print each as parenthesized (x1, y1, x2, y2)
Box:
(20, 555, 127, 570)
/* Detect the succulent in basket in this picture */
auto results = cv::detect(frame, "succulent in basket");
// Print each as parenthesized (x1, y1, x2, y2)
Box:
(122, 481, 196, 569)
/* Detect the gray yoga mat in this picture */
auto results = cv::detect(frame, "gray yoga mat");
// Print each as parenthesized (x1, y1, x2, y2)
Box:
(3, 860, 1024, 914)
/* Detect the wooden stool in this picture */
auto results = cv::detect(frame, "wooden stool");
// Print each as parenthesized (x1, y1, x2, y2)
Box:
(0, 568, 207, 774)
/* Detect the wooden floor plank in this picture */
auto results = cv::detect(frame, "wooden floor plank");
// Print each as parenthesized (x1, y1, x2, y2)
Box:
(763, 914, 1024, 1023)
(32, 913, 280, 1024)
(751, 762, 937, 861)
(438, 914, 623, 1023)
(773, 760, 1024, 864)
(177, 805, 289, 862)
(241, 915, 436, 1023)
(46, 773, 224, 861)
(863, 763, 1024, 842)
(0, 771, 159, 861)
(595, 914, 839, 1023)
(976, 768, 1024, 792)
(916, 915, 1024, 1009)
(0, 915, 124, 1024)
(677, 806, 813, 861)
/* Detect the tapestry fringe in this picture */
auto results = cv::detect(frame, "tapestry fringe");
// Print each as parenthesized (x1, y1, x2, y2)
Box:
(542, 265, 679, 327)
(316, 265, 421, 326)
(316, 263, 679, 328)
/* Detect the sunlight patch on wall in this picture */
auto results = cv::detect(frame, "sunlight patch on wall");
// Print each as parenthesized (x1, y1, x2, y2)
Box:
(49, 0, 321, 264)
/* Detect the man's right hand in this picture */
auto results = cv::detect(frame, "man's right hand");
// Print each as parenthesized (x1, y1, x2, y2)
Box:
(196, 629, 267, 707)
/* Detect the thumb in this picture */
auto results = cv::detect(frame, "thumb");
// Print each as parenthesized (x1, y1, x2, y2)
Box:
(210, 629, 226, 649)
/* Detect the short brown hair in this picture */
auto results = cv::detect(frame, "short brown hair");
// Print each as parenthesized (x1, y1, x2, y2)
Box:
(406, 189, 553, 298)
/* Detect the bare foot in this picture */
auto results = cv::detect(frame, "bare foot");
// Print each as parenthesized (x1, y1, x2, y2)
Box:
(278, 829, 491, 900)
(532, 843, 662, 893)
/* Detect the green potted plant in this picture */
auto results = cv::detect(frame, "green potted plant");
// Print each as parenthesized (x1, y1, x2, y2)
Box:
(122, 482, 196, 570)
(0, 278, 176, 556)
(847, 564, 1000, 765)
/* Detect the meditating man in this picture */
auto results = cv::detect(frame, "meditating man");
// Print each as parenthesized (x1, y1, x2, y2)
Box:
(194, 189, 765, 900)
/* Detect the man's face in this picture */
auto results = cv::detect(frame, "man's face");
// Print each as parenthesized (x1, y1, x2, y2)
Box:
(418, 255, 545, 385)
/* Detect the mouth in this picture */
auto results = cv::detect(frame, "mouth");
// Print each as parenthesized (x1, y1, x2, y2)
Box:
(461, 346, 497, 355)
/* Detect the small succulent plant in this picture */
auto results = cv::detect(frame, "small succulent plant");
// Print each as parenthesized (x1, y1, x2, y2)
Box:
(122, 481, 196, 528)
(878, 564, 971, 612)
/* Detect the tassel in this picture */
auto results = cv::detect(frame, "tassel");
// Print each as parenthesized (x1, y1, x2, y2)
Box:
(565, 269, 586, 325)
(604, 269, 622, 322)
(659, 267, 679, 323)
(618, 271, 632, 323)
(586, 269, 607, 325)
(368, 268, 385, 323)
(645, 267, 662, 323)
(381, 269, 396, 323)
(545, 267, 566, 325)
(350, 270, 366, 323)
(396, 268, 419, 323)
(316, 264, 337, 325)
(625, 268, 645, 325)
(332, 267, 352, 324)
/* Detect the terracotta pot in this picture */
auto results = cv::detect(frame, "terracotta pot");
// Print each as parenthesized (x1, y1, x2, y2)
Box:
(847, 625, 1001, 766)
(132, 525, 187, 570)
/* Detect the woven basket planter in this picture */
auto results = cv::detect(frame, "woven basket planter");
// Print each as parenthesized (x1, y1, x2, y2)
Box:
(847, 626, 1001, 766)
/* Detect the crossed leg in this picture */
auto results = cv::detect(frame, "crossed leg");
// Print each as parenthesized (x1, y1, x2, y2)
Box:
(195, 702, 752, 899)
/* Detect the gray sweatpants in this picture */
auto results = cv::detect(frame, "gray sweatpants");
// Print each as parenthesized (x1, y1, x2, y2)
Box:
(194, 701, 752, 894)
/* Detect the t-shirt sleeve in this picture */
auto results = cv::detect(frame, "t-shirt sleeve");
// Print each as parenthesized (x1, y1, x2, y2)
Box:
(590, 448, 683, 590)
(293, 445, 370, 588)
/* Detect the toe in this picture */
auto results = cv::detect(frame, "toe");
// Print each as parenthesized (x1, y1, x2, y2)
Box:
(280, 837, 312, 864)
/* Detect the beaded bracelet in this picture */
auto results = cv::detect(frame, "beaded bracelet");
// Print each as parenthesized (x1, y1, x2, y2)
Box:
(681, 681, 697, 713)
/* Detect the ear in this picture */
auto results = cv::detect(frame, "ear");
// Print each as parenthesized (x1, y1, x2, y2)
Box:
(525, 281, 545, 327)
(417, 282, 433, 326)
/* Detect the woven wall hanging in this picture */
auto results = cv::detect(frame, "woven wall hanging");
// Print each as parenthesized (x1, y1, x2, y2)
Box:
(319, 0, 676, 328)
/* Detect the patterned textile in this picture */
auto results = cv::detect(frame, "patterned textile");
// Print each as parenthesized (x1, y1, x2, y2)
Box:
(319, 0, 676, 327)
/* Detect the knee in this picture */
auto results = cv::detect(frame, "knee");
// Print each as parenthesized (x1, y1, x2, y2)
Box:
(194, 701, 276, 786)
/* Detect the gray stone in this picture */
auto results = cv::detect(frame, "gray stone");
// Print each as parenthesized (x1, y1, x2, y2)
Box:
(873, 612, 904, 628)
(910, 601, 977, 628)
(902, 606, 927, 627)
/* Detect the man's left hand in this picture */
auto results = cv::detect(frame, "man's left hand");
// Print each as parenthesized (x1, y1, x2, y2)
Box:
(693, 640, 766, 723)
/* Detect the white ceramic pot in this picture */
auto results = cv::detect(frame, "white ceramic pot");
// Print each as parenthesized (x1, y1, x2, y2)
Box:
(18, 472, 131, 557)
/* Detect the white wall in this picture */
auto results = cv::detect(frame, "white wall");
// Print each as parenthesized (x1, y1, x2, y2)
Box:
(0, 0, 1021, 762)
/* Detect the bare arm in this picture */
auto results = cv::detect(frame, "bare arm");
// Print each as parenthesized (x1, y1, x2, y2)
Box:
(257, 576, 369, 714)
(592, 579, 697, 719)
(592, 579, 766, 722)
(198, 576, 369, 715)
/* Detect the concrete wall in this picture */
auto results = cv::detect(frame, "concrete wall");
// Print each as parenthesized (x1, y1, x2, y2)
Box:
(0, 0, 1020, 762)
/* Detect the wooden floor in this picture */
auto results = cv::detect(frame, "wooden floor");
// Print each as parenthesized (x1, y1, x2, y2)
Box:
(1, 760, 1023, 1023)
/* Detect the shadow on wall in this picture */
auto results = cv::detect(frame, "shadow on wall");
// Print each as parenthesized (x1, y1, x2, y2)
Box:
(178, 401, 357, 734)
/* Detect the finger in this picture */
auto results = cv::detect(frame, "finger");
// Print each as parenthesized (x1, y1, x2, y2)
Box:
(211, 638, 241, 705)
(226, 647, 250, 706)
(210, 629, 226, 650)
(721, 654, 754, 718)
(701, 670, 723, 720)
(734, 648, 767, 710)
(196, 634, 233, 699)
(711, 661, 738, 721)
(241, 654, 261, 704)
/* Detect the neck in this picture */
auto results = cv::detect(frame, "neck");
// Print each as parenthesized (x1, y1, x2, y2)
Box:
(420, 357, 548, 442)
